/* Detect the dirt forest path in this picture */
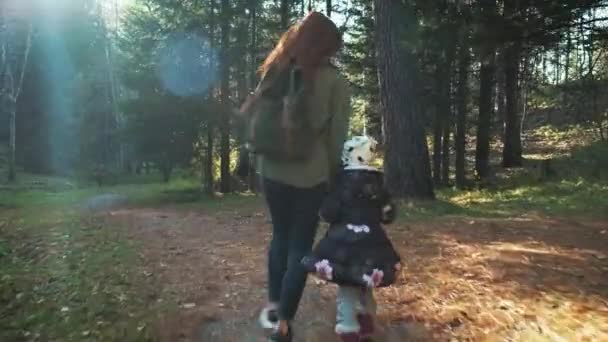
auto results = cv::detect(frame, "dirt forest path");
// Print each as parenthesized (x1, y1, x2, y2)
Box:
(104, 203, 608, 342)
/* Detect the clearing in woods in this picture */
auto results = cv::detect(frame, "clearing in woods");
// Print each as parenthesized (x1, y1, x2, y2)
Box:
(2, 129, 608, 341)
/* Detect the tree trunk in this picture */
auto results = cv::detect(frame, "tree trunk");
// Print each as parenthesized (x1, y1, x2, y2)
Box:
(432, 101, 442, 184)
(578, 16, 585, 78)
(374, 0, 434, 199)
(248, 0, 258, 192)
(455, 33, 469, 189)
(542, 53, 547, 83)
(326, 0, 332, 17)
(586, 9, 595, 77)
(3, 22, 32, 183)
(280, 0, 289, 29)
(565, 29, 571, 82)
(234, 30, 250, 189)
(432, 48, 454, 186)
(495, 50, 506, 130)
(475, 0, 497, 180)
(103, 16, 121, 171)
(246, 0, 258, 192)
(204, 0, 216, 195)
(553, 44, 561, 84)
(249, 0, 258, 87)
(219, 0, 231, 193)
(8, 98, 16, 182)
(161, 163, 172, 183)
(441, 116, 451, 186)
(440, 50, 456, 186)
(205, 126, 215, 194)
(475, 52, 496, 179)
(502, 40, 523, 168)
(520, 54, 530, 142)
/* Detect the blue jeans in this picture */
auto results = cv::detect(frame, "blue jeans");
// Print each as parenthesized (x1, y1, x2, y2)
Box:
(336, 286, 377, 334)
(264, 178, 326, 321)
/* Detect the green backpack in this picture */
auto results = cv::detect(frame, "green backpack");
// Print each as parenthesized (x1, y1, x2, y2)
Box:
(241, 60, 319, 162)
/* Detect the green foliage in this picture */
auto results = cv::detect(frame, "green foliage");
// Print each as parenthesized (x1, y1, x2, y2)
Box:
(533, 124, 588, 145)
(118, 1, 221, 179)
(11, 0, 119, 175)
(121, 96, 211, 171)
(342, 0, 381, 137)
(564, 140, 608, 180)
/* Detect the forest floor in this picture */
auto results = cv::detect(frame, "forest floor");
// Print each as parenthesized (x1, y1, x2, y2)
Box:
(1, 126, 608, 341)
(103, 201, 608, 342)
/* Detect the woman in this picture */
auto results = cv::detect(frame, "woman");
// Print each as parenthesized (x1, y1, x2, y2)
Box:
(244, 11, 350, 342)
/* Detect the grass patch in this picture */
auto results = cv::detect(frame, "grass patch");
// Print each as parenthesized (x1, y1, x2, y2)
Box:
(0, 175, 262, 341)
(561, 140, 608, 181)
(438, 179, 608, 219)
(398, 141, 608, 221)
(0, 172, 263, 209)
(0, 176, 200, 208)
(0, 207, 156, 341)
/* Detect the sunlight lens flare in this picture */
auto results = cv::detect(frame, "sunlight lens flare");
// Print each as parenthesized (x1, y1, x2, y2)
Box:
(157, 32, 219, 97)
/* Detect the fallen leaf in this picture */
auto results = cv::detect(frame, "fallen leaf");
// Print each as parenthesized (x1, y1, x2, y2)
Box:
(593, 253, 607, 260)
(181, 303, 196, 309)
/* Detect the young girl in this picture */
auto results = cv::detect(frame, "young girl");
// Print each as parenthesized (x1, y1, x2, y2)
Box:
(301, 136, 401, 342)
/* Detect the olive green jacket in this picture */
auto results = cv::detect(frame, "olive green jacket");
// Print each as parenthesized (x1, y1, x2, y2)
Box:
(258, 65, 351, 188)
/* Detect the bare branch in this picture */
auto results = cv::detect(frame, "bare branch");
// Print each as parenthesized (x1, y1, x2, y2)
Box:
(14, 22, 32, 100)
(5, 54, 14, 99)
(1, 39, 6, 78)
(523, 16, 608, 43)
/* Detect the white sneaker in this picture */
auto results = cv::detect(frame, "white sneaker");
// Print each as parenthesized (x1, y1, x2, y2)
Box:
(259, 306, 279, 329)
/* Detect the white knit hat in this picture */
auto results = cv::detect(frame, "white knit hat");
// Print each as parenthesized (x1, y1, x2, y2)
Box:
(341, 136, 378, 170)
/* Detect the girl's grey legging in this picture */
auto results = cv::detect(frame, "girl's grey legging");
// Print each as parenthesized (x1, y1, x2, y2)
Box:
(335, 286, 376, 334)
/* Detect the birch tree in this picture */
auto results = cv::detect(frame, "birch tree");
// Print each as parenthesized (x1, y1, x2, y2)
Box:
(1, 16, 32, 182)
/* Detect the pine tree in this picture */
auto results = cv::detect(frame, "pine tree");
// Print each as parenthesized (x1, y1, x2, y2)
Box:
(374, 0, 434, 199)
(474, 0, 498, 179)
(502, 0, 523, 168)
(219, 0, 232, 193)
(455, 22, 470, 189)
